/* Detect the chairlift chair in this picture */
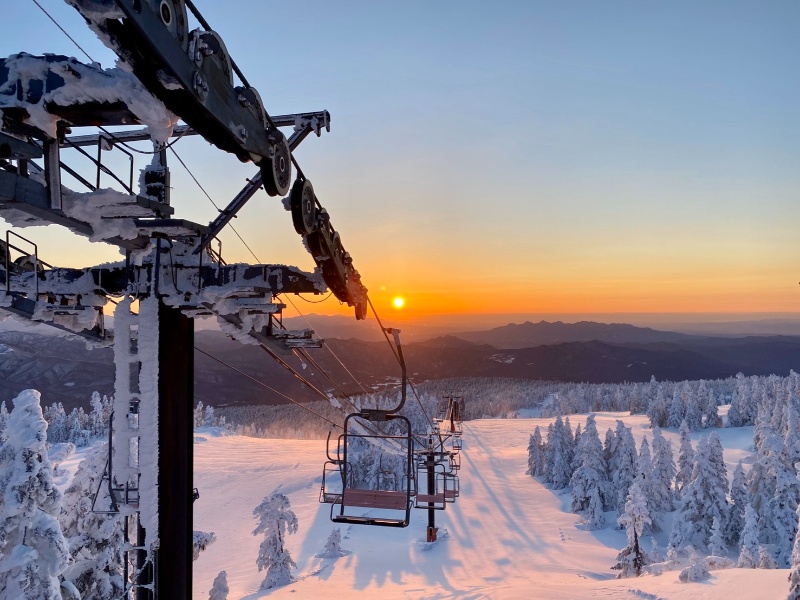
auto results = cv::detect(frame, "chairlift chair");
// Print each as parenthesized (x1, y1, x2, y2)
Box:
(414, 461, 449, 510)
(443, 472, 459, 502)
(328, 328, 415, 528)
(331, 412, 414, 527)
(449, 452, 461, 472)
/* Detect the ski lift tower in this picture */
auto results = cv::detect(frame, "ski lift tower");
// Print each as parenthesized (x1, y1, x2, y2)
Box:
(0, 1, 368, 598)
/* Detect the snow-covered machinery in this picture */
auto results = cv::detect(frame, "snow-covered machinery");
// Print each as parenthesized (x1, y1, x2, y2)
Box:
(0, 1, 373, 597)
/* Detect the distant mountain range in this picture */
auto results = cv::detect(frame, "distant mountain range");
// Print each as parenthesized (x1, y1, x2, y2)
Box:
(451, 320, 699, 348)
(4, 320, 800, 411)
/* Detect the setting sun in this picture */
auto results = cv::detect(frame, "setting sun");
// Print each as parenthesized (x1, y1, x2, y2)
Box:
(392, 297, 405, 309)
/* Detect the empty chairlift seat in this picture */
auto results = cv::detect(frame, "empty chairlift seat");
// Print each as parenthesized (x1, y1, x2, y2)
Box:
(330, 412, 414, 528)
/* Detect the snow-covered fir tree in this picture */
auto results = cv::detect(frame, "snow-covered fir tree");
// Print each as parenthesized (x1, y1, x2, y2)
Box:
(59, 442, 125, 598)
(767, 453, 800, 567)
(674, 420, 694, 496)
(788, 504, 800, 600)
(208, 570, 229, 600)
(194, 531, 217, 561)
(584, 485, 605, 530)
(613, 425, 638, 515)
(194, 401, 205, 428)
(612, 482, 651, 578)
(204, 404, 216, 427)
(679, 547, 709, 582)
(668, 435, 728, 552)
(545, 416, 573, 489)
(603, 426, 618, 476)
(634, 436, 659, 531)
(684, 386, 702, 431)
(667, 388, 684, 429)
(570, 414, 608, 520)
(253, 493, 299, 589)
(0, 390, 69, 599)
(759, 545, 779, 569)
(738, 504, 759, 568)
(650, 426, 676, 513)
(646, 388, 668, 428)
(698, 379, 722, 428)
(725, 461, 748, 546)
(526, 426, 545, 477)
(318, 527, 349, 558)
(0, 400, 9, 440)
(709, 515, 726, 557)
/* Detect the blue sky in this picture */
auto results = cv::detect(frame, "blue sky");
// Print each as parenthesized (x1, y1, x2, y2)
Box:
(3, 1, 800, 319)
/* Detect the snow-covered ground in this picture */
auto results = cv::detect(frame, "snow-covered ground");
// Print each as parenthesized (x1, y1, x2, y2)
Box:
(191, 413, 786, 599)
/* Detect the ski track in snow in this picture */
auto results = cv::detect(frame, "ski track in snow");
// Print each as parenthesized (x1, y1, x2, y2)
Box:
(192, 413, 785, 599)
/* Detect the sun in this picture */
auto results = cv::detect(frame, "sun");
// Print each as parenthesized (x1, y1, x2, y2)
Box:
(392, 296, 405, 309)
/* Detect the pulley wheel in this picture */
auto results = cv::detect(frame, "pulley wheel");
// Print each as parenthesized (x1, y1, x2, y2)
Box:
(235, 86, 268, 129)
(261, 130, 291, 197)
(149, 0, 189, 51)
(290, 179, 317, 235)
(190, 30, 233, 85)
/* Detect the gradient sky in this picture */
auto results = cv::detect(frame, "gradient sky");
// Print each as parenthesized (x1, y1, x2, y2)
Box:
(3, 1, 800, 323)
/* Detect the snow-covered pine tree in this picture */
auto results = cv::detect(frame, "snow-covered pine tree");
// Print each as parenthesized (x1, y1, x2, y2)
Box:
(679, 547, 709, 582)
(668, 436, 727, 552)
(788, 504, 800, 600)
(634, 436, 659, 531)
(546, 416, 573, 489)
(754, 433, 788, 545)
(0, 400, 9, 440)
(193, 531, 217, 560)
(603, 426, 618, 478)
(584, 485, 605, 530)
(570, 415, 608, 522)
(767, 454, 800, 567)
(526, 426, 545, 477)
(59, 442, 125, 598)
(728, 373, 749, 428)
(706, 432, 729, 521)
(786, 397, 800, 468)
(613, 425, 638, 515)
(684, 387, 702, 431)
(646, 388, 668, 429)
(612, 482, 651, 578)
(45, 402, 68, 443)
(318, 527, 349, 558)
(650, 426, 676, 513)
(0, 389, 69, 599)
(208, 570, 229, 600)
(674, 420, 694, 495)
(759, 545, 778, 569)
(738, 504, 759, 568)
(88, 391, 106, 438)
(564, 416, 576, 467)
(725, 461, 748, 546)
(667, 388, 685, 429)
(253, 493, 299, 589)
(709, 515, 726, 557)
(194, 401, 205, 428)
(204, 404, 216, 427)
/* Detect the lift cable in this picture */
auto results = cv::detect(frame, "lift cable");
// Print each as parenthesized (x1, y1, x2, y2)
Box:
(194, 346, 341, 428)
(278, 292, 371, 396)
(98, 124, 191, 154)
(168, 146, 262, 266)
(30, 0, 95, 63)
(292, 347, 358, 406)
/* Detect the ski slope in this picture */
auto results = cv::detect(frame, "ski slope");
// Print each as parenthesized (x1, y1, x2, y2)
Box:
(192, 413, 786, 599)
